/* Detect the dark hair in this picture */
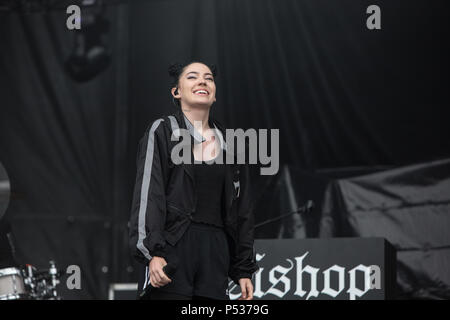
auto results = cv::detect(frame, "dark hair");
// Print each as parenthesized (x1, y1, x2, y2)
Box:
(168, 61, 218, 107)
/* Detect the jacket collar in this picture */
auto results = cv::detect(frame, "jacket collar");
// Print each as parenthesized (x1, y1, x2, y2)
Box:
(174, 109, 227, 150)
(172, 109, 236, 214)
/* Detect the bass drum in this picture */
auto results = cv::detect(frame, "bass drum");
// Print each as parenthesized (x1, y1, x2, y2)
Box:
(0, 267, 28, 300)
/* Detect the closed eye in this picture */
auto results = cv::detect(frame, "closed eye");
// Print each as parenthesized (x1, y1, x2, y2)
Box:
(187, 76, 214, 81)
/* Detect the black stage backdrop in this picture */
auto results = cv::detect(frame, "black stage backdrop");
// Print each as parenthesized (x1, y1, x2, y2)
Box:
(0, 0, 449, 299)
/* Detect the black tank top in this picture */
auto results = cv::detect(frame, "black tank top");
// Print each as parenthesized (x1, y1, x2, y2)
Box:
(191, 160, 226, 227)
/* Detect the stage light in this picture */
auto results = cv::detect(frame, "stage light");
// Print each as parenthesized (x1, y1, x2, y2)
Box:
(64, 1, 111, 82)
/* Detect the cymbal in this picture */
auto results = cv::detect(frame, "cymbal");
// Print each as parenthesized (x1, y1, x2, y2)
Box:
(0, 162, 10, 220)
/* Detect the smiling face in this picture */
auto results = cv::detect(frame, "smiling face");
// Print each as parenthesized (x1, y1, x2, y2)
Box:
(172, 62, 216, 108)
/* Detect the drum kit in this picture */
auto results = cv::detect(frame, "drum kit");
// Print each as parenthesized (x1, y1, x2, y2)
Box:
(0, 260, 63, 300)
(1, 163, 64, 300)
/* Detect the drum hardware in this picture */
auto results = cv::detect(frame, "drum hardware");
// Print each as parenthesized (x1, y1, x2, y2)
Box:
(0, 260, 63, 300)
(0, 267, 27, 300)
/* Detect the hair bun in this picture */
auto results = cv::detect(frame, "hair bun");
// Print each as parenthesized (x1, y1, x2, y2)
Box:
(168, 62, 183, 78)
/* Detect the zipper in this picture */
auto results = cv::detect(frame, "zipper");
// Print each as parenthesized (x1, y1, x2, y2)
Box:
(228, 167, 240, 209)
(191, 144, 197, 215)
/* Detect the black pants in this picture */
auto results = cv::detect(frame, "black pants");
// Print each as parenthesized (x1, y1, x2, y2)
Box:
(140, 221, 230, 300)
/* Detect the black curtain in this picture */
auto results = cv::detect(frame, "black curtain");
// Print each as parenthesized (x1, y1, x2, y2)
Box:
(130, 0, 450, 169)
(0, 4, 131, 299)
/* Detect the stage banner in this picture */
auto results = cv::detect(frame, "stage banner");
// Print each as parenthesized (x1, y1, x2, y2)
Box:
(227, 237, 396, 300)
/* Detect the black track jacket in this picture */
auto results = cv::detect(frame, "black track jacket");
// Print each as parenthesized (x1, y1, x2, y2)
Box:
(129, 109, 259, 285)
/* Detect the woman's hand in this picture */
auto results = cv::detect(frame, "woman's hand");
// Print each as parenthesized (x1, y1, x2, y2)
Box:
(149, 256, 172, 288)
(238, 278, 254, 300)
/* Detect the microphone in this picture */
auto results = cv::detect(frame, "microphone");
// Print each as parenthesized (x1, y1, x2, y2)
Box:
(139, 263, 177, 299)
(254, 200, 315, 229)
